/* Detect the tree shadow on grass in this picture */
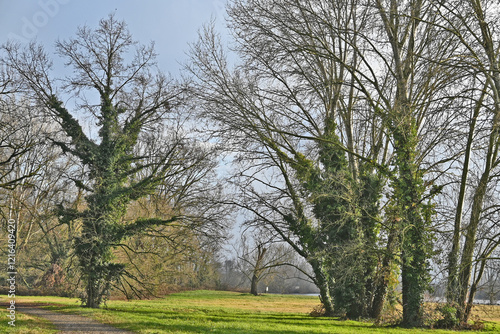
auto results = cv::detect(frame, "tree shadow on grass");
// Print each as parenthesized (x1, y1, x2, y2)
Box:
(75, 305, 372, 333)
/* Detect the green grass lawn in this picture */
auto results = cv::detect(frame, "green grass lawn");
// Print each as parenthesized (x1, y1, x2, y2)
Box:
(0, 307, 56, 334)
(1, 290, 499, 333)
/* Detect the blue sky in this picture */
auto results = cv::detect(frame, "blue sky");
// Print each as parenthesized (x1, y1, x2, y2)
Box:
(0, 0, 227, 74)
(1, 0, 241, 238)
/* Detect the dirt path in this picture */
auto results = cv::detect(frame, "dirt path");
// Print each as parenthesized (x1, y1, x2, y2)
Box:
(18, 306, 134, 333)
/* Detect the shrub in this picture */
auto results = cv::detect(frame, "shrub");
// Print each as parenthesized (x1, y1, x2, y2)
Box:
(434, 304, 460, 329)
(310, 304, 326, 317)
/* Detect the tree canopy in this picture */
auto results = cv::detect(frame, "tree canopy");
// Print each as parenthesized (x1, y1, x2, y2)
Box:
(2, 14, 227, 308)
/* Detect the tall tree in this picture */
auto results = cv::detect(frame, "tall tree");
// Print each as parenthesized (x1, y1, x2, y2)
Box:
(189, 0, 386, 318)
(356, 0, 458, 325)
(433, 0, 500, 321)
(3, 15, 221, 308)
(190, 0, 460, 325)
(373, 0, 432, 326)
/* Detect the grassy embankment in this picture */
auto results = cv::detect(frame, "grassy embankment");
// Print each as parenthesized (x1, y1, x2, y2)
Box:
(0, 290, 499, 333)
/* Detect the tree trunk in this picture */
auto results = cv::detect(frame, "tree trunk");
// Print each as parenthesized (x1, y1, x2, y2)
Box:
(464, 257, 488, 321)
(82, 252, 103, 308)
(454, 0, 500, 322)
(447, 93, 482, 303)
(85, 274, 98, 308)
(371, 227, 397, 319)
(311, 261, 335, 316)
(375, 0, 429, 325)
(392, 117, 429, 328)
(249, 244, 266, 296)
(250, 273, 259, 296)
(456, 122, 496, 321)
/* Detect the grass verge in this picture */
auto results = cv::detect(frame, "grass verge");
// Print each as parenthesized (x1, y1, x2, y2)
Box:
(0, 290, 498, 333)
(0, 307, 56, 334)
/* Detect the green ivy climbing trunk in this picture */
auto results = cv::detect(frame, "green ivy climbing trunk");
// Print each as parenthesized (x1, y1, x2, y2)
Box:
(391, 116, 432, 327)
(2, 15, 191, 308)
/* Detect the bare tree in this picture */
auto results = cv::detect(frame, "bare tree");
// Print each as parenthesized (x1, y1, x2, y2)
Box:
(188, 0, 387, 317)
(430, 0, 500, 322)
(189, 0, 463, 325)
(0, 66, 39, 190)
(235, 227, 295, 296)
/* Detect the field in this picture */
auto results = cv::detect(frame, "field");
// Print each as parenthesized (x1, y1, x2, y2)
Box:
(0, 290, 499, 333)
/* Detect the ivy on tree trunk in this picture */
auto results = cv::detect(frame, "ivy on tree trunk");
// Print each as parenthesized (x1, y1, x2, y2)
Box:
(3, 15, 199, 308)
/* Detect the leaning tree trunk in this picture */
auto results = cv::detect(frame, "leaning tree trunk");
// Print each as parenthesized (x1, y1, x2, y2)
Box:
(455, 108, 499, 321)
(456, 0, 500, 320)
(446, 92, 482, 304)
(311, 260, 335, 316)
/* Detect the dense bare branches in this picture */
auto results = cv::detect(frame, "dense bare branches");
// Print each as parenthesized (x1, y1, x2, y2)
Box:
(2, 14, 228, 308)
